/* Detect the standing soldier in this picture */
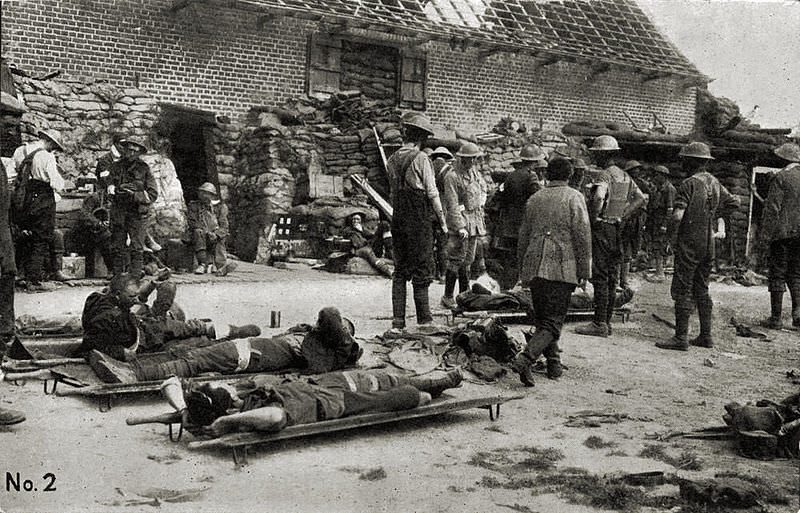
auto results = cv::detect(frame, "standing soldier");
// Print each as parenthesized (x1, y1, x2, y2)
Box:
(511, 158, 592, 385)
(618, 160, 649, 289)
(646, 165, 676, 282)
(107, 136, 157, 278)
(492, 144, 546, 290)
(575, 135, 646, 337)
(11, 129, 65, 290)
(1, 153, 26, 425)
(759, 143, 800, 329)
(386, 114, 447, 329)
(188, 182, 235, 276)
(657, 142, 738, 351)
(430, 146, 454, 281)
(440, 142, 488, 309)
(568, 158, 588, 191)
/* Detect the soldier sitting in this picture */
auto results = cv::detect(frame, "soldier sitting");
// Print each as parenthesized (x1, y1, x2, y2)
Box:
(339, 213, 393, 278)
(188, 182, 236, 276)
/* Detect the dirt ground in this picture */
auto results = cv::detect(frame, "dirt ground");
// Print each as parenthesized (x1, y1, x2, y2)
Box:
(2, 265, 798, 513)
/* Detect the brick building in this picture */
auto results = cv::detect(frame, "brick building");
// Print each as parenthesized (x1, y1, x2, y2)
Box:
(2, 0, 705, 133)
(2, 0, 714, 262)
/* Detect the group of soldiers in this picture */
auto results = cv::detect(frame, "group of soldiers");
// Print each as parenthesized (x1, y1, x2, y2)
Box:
(385, 112, 800, 386)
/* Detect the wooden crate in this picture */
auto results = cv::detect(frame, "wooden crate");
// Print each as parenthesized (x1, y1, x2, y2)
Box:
(309, 173, 344, 199)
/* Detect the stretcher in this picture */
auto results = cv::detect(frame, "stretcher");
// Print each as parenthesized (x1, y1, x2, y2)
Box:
(183, 393, 524, 464)
(456, 306, 634, 324)
(57, 371, 296, 412)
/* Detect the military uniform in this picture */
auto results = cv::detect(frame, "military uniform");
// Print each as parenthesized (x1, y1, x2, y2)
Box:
(1, 159, 16, 347)
(760, 161, 800, 326)
(108, 157, 157, 276)
(441, 162, 487, 279)
(188, 200, 230, 269)
(72, 192, 113, 277)
(647, 180, 677, 261)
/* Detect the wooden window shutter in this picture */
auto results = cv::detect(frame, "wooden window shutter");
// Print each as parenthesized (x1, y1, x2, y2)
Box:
(307, 34, 342, 94)
(399, 51, 427, 110)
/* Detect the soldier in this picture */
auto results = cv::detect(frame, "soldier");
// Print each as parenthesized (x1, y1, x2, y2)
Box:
(511, 158, 591, 386)
(430, 146, 454, 280)
(1, 152, 26, 425)
(340, 213, 392, 278)
(656, 142, 738, 351)
(759, 143, 800, 329)
(491, 144, 546, 290)
(646, 165, 676, 282)
(72, 190, 113, 277)
(188, 182, 235, 276)
(568, 158, 588, 191)
(11, 129, 65, 290)
(619, 160, 649, 289)
(440, 142, 488, 309)
(107, 136, 157, 277)
(386, 114, 447, 329)
(575, 135, 646, 338)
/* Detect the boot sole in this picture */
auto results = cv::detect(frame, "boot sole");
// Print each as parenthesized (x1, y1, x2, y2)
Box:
(89, 350, 129, 384)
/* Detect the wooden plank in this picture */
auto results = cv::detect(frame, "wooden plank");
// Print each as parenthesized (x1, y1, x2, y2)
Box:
(350, 174, 393, 220)
(188, 394, 524, 450)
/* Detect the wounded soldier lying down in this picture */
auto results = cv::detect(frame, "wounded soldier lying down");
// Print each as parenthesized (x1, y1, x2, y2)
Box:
(89, 307, 362, 383)
(183, 369, 463, 435)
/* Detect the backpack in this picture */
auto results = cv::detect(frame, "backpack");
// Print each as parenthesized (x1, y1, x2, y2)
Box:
(11, 148, 43, 214)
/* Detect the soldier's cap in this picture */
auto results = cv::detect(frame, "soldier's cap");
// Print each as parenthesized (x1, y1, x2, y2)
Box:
(402, 113, 434, 136)
(774, 143, 800, 163)
(589, 135, 620, 151)
(653, 165, 671, 175)
(571, 158, 588, 170)
(37, 129, 65, 152)
(679, 141, 714, 160)
(430, 146, 454, 160)
(456, 141, 484, 158)
(623, 160, 642, 172)
(197, 182, 218, 196)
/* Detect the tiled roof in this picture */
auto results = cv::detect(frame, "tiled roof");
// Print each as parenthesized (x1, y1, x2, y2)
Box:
(215, 0, 705, 79)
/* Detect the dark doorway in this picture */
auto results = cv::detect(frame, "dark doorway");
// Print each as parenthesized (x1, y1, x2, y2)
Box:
(159, 104, 218, 203)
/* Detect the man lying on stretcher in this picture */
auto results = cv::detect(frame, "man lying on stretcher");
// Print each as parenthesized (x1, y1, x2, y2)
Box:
(89, 306, 362, 383)
(142, 368, 463, 435)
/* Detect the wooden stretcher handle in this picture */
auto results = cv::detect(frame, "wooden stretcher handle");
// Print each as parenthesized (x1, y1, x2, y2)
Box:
(126, 412, 183, 426)
(3, 369, 52, 381)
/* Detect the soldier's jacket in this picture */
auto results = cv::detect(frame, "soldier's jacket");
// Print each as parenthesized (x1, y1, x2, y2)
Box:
(495, 167, 541, 240)
(761, 162, 800, 242)
(188, 200, 229, 239)
(674, 171, 738, 259)
(587, 165, 644, 223)
(108, 157, 157, 215)
(648, 181, 677, 231)
(442, 162, 487, 235)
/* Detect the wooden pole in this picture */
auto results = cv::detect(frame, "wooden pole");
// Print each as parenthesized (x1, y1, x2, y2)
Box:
(745, 167, 756, 261)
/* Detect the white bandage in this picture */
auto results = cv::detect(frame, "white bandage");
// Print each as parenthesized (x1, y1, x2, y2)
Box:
(233, 339, 252, 372)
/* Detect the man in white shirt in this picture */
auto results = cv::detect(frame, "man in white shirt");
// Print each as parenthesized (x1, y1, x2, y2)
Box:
(11, 129, 65, 288)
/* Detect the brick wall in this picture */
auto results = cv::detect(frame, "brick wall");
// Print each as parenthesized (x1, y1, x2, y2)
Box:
(424, 43, 696, 135)
(2, 1, 697, 134)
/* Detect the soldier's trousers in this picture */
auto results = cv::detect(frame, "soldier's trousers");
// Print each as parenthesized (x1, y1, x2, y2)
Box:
(590, 222, 621, 325)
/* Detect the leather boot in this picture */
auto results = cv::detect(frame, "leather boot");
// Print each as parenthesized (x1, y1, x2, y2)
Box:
(592, 280, 609, 327)
(151, 282, 177, 318)
(690, 298, 713, 348)
(790, 283, 800, 327)
(542, 341, 562, 379)
(654, 257, 665, 282)
(575, 322, 609, 337)
(391, 278, 406, 329)
(408, 369, 463, 397)
(620, 261, 630, 289)
(656, 302, 691, 351)
(0, 408, 26, 425)
(89, 350, 139, 383)
(760, 291, 784, 329)
(374, 259, 393, 278)
(413, 283, 433, 325)
(225, 324, 261, 340)
(510, 353, 535, 387)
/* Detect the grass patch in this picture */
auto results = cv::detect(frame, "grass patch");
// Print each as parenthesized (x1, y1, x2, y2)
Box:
(713, 472, 791, 505)
(584, 435, 618, 449)
(638, 444, 702, 470)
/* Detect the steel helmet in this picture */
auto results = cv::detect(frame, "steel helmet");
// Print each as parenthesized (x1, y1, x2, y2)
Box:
(118, 135, 149, 153)
(623, 160, 642, 172)
(37, 129, 65, 152)
(679, 141, 714, 160)
(571, 158, 588, 170)
(430, 146, 454, 160)
(589, 135, 620, 151)
(517, 144, 547, 162)
(455, 141, 484, 158)
(653, 165, 671, 175)
(198, 182, 218, 196)
(402, 113, 434, 136)
(774, 143, 800, 163)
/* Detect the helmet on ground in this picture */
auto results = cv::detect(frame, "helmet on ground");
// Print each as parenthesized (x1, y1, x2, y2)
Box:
(37, 129, 65, 152)
(679, 141, 715, 160)
(402, 113, 434, 136)
(623, 160, 642, 172)
(430, 146, 454, 160)
(589, 135, 620, 151)
(774, 143, 800, 163)
(456, 141, 484, 158)
(198, 182, 218, 196)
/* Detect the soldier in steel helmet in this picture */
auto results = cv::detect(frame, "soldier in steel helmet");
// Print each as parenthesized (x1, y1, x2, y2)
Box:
(656, 142, 738, 351)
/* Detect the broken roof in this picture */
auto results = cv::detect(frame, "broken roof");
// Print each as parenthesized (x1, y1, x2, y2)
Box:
(204, 0, 706, 79)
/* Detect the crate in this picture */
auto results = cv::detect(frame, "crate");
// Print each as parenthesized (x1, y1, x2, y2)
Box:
(60, 255, 86, 280)
(309, 173, 344, 199)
